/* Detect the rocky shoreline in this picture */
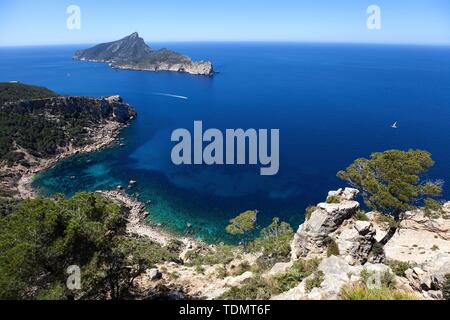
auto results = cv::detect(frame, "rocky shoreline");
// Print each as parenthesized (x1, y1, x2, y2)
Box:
(0, 95, 136, 199)
(13, 121, 126, 199)
(97, 189, 199, 248)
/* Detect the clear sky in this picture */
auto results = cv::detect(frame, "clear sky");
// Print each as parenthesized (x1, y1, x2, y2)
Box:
(0, 0, 449, 46)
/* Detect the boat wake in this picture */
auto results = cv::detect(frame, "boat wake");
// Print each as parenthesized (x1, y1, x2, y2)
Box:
(152, 92, 189, 100)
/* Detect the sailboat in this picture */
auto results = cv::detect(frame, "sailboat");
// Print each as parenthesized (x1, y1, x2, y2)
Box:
(391, 121, 398, 129)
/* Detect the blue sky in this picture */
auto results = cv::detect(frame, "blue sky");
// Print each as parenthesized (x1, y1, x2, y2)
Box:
(0, 0, 449, 46)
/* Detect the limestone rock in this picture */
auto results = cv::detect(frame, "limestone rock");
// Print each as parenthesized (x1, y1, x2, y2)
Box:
(267, 261, 294, 277)
(291, 189, 360, 259)
(223, 271, 253, 287)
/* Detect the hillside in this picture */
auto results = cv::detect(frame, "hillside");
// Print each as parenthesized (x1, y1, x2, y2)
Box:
(0, 82, 58, 105)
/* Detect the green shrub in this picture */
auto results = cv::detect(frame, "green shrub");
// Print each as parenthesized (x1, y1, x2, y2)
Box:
(226, 210, 257, 235)
(339, 284, 419, 300)
(185, 244, 237, 267)
(354, 210, 369, 221)
(424, 198, 444, 218)
(229, 261, 251, 277)
(443, 274, 450, 300)
(324, 237, 340, 257)
(376, 215, 400, 229)
(218, 276, 277, 300)
(387, 260, 411, 277)
(371, 242, 385, 257)
(305, 206, 317, 221)
(305, 271, 325, 292)
(326, 196, 341, 204)
(249, 217, 294, 262)
(380, 271, 397, 289)
(0, 192, 175, 300)
(273, 259, 321, 292)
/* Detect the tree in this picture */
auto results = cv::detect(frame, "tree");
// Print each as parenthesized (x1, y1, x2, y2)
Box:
(0, 192, 175, 300)
(250, 217, 294, 261)
(337, 149, 442, 244)
(226, 210, 258, 242)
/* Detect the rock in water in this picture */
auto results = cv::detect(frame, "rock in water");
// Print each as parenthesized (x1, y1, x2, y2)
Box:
(74, 32, 214, 76)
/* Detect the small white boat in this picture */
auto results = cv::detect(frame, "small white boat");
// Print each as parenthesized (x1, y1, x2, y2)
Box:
(391, 122, 398, 129)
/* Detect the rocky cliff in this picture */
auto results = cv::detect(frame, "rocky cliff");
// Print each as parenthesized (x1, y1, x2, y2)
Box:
(281, 188, 450, 300)
(74, 33, 214, 76)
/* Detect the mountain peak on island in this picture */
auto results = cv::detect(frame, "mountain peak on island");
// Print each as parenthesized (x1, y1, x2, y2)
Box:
(74, 33, 214, 76)
(74, 32, 153, 62)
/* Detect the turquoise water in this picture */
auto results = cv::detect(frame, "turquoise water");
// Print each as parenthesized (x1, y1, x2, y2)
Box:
(1, 43, 449, 243)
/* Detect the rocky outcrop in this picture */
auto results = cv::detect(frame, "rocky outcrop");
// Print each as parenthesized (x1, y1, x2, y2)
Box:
(74, 33, 214, 76)
(382, 204, 450, 296)
(272, 255, 394, 300)
(335, 220, 380, 264)
(286, 188, 450, 300)
(291, 188, 361, 260)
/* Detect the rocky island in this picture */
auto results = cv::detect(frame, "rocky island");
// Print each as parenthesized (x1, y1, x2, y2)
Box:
(73, 32, 214, 76)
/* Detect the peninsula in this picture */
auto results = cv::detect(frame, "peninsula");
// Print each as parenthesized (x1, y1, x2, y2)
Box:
(0, 82, 136, 198)
(73, 32, 214, 76)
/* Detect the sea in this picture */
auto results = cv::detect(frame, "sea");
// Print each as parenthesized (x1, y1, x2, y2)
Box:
(1, 42, 449, 243)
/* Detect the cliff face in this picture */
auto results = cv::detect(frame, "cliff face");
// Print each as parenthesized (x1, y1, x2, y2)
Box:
(74, 33, 214, 76)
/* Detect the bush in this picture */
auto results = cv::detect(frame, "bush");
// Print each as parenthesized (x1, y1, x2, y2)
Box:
(443, 274, 450, 300)
(305, 271, 325, 292)
(226, 210, 257, 236)
(185, 244, 237, 267)
(305, 206, 317, 221)
(354, 210, 369, 221)
(218, 276, 277, 300)
(371, 242, 385, 257)
(387, 260, 411, 277)
(249, 217, 294, 262)
(229, 261, 251, 277)
(424, 198, 444, 218)
(326, 196, 341, 204)
(376, 215, 400, 229)
(273, 259, 320, 292)
(324, 237, 340, 257)
(339, 284, 419, 300)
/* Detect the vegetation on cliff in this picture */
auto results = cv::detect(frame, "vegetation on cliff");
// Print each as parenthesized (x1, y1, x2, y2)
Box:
(0, 83, 135, 166)
(0, 192, 177, 300)
(0, 82, 57, 105)
(337, 149, 443, 244)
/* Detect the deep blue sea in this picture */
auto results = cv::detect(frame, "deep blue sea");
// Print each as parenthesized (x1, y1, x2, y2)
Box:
(1, 43, 449, 242)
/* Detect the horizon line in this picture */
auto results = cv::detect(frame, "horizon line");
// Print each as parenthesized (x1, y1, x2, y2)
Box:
(1, 39, 450, 49)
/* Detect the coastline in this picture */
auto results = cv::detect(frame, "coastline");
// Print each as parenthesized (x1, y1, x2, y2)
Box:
(13, 120, 126, 199)
(98, 190, 199, 248)
(8, 119, 199, 248)
(74, 57, 214, 76)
